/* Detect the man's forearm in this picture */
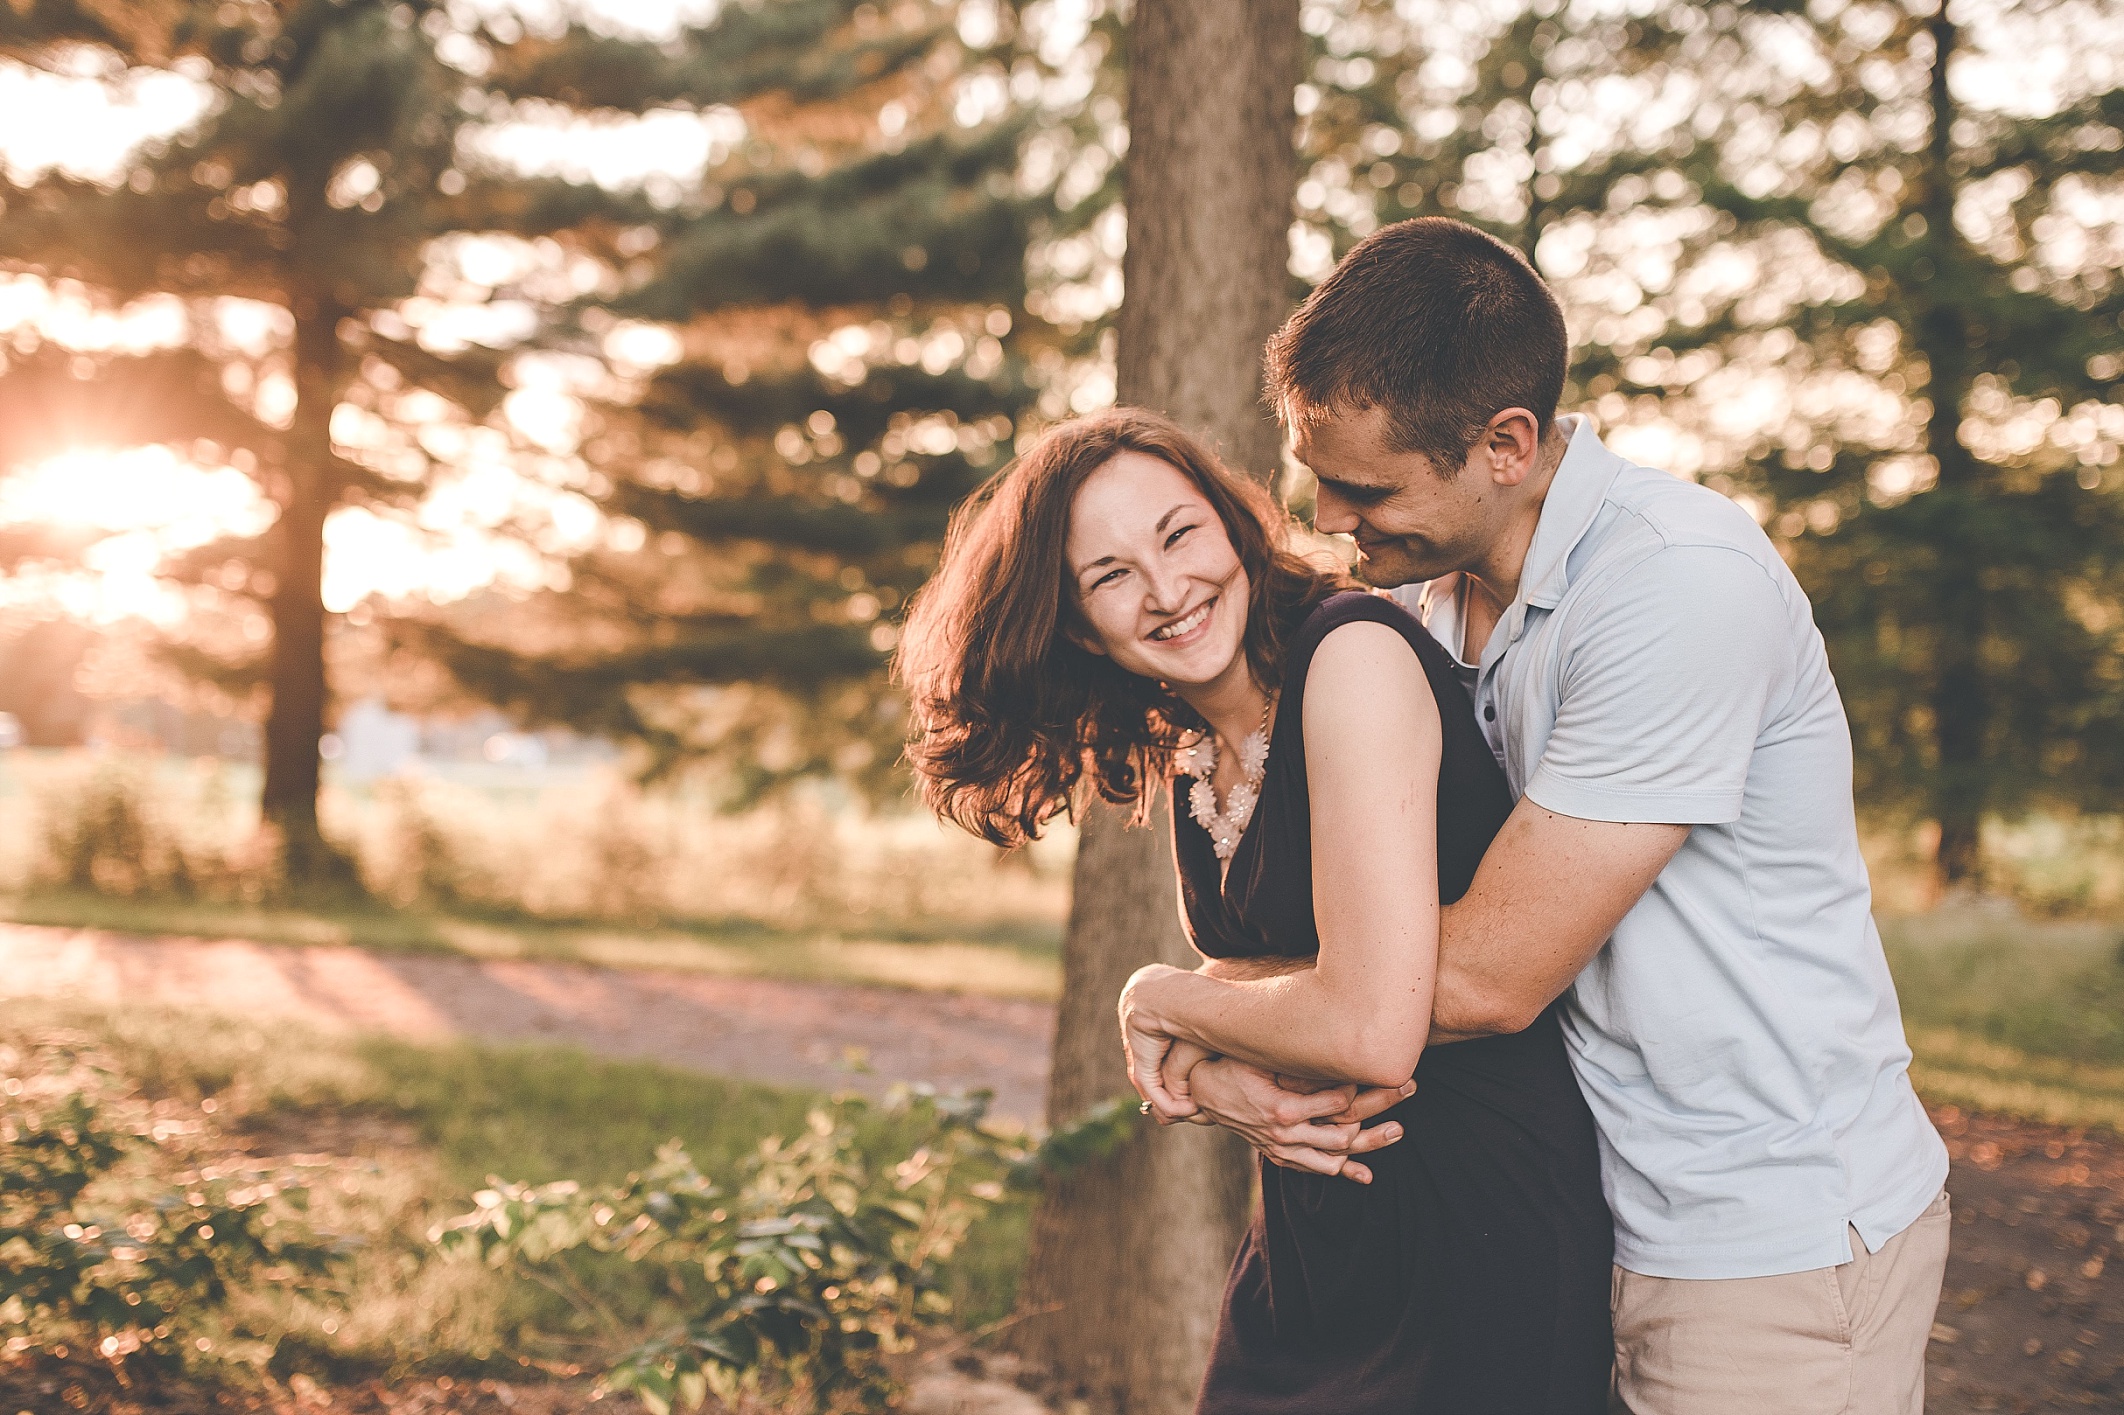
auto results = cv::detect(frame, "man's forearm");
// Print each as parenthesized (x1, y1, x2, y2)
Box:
(1433, 805, 1690, 1035)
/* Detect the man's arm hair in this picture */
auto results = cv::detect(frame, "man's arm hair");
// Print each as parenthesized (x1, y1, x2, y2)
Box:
(1432, 802, 1687, 1037)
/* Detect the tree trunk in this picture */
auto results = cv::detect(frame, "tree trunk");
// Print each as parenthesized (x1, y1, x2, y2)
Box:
(1007, 4, 1299, 1411)
(1916, 12, 1985, 891)
(260, 299, 344, 885)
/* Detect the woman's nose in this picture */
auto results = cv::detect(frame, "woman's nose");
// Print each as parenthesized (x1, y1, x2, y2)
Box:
(1140, 563, 1185, 613)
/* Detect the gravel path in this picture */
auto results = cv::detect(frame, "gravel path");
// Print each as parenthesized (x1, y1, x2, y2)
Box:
(0, 923, 1057, 1122)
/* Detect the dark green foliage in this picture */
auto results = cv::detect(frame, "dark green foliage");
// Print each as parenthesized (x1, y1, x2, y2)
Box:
(1626, 2, 2124, 881)
(434, 1088, 1015, 1414)
(1004, 1092, 1141, 1190)
(0, 1032, 341, 1374)
(403, 1, 1070, 795)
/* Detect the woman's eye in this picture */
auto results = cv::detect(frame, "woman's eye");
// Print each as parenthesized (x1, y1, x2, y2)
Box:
(1164, 524, 1195, 549)
(1092, 568, 1126, 590)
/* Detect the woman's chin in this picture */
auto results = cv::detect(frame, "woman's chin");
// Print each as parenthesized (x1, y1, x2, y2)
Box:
(1129, 640, 1247, 694)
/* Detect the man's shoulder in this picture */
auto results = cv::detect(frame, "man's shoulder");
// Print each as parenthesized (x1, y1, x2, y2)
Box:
(1603, 460, 1769, 556)
(1578, 461, 1791, 600)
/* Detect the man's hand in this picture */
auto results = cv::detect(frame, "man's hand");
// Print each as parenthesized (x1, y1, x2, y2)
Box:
(1187, 1056, 1412, 1185)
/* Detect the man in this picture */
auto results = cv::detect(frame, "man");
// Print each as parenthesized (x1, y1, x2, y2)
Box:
(1126, 217, 1950, 1413)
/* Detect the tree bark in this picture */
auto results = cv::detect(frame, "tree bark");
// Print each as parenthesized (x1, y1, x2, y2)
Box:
(1007, 4, 1300, 1411)
(260, 297, 344, 884)
(1916, 12, 1985, 890)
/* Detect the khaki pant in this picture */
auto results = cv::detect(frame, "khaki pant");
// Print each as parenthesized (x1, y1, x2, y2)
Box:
(1612, 1191, 1952, 1415)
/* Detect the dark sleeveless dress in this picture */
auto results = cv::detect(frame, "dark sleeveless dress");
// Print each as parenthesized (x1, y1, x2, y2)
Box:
(1179, 592, 1613, 1415)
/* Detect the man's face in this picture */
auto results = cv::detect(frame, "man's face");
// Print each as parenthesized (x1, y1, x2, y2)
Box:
(1290, 405, 1495, 588)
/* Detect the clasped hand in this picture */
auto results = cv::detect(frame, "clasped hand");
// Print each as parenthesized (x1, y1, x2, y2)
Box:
(1119, 963, 1413, 1185)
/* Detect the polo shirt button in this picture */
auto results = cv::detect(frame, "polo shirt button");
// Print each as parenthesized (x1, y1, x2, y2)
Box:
(1483, 705, 1496, 721)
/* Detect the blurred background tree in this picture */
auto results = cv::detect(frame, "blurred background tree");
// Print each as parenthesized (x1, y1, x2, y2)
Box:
(1628, 0, 2124, 889)
(1004, 6, 1296, 1412)
(1283, 0, 2124, 890)
(0, 0, 604, 880)
(391, 0, 1092, 799)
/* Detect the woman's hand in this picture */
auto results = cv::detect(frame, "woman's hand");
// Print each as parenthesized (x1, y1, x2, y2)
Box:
(1156, 1037, 1220, 1122)
(1188, 1057, 1413, 1185)
(1118, 963, 1202, 1121)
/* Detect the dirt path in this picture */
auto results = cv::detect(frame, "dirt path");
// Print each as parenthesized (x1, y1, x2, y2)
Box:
(0, 923, 1056, 1122)
(1929, 1109, 2123, 1412)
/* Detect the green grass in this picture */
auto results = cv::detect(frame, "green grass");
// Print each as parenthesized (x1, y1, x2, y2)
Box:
(1883, 907, 2124, 1131)
(0, 997, 1032, 1379)
(1, 887, 1063, 1002)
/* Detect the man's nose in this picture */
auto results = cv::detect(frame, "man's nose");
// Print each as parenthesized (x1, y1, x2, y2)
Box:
(1313, 485, 1358, 537)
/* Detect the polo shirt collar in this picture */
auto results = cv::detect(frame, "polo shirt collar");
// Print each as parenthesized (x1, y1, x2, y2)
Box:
(1485, 414, 1626, 660)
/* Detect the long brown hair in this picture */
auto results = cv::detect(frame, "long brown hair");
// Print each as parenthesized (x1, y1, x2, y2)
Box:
(897, 407, 1351, 847)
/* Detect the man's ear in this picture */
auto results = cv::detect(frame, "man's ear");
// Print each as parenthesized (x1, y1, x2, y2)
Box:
(1480, 408, 1543, 488)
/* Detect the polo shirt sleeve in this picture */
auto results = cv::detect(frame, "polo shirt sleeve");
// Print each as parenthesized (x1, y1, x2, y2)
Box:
(1523, 543, 1791, 826)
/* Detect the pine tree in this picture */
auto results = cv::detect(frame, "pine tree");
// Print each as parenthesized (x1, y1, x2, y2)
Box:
(1581, 0, 2124, 885)
(397, 0, 1071, 796)
(0, 0, 629, 878)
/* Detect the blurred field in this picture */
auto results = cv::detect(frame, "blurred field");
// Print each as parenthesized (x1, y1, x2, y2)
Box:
(0, 749, 1070, 1000)
(1882, 908, 2124, 1132)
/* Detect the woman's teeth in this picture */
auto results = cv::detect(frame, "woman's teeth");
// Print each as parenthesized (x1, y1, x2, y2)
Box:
(1151, 602, 1212, 641)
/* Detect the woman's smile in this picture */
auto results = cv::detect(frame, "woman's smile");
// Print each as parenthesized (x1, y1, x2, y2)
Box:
(1150, 597, 1218, 644)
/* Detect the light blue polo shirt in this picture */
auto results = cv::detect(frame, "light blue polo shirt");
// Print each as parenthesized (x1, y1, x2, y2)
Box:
(1395, 415, 1947, 1280)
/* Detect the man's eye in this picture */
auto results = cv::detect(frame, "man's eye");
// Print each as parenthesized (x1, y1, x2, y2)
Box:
(1324, 480, 1391, 507)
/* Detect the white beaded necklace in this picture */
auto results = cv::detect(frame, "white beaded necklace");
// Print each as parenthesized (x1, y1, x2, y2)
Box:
(1175, 695, 1276, 861)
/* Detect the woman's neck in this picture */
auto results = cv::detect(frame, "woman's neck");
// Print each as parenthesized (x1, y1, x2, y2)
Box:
(1176, 661, 1272, 754)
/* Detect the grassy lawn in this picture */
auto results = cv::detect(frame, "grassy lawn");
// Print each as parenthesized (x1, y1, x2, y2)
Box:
(0, 997, 1032, 1384)
(1883, 908, 2124, 1131)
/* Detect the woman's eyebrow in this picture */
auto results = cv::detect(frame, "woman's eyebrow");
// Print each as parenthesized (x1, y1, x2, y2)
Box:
(1152, 502, 1190, 534)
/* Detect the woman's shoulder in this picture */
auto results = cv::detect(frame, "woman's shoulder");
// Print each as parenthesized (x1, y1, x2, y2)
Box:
(1289, 589, 1441, 668)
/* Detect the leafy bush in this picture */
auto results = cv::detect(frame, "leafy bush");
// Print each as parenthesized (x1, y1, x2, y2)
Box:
(0, 1033, 344, 1376)
(432, 1085, 1150, 1414)
(434, 1088, 1017, 1415)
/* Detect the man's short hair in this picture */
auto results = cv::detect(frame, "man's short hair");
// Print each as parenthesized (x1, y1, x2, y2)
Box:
(1264, 217, 1568, 472)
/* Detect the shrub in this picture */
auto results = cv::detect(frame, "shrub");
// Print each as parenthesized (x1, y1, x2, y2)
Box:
(434, 1088, 1015, 1415)
(0, 1033, 344, 1377)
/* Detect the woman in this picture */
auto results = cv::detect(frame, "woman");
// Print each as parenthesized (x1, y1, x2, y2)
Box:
(897, 408, 1610, 1413)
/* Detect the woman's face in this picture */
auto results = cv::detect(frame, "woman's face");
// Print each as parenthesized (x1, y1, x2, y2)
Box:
(1063, 450, 1251, 693)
